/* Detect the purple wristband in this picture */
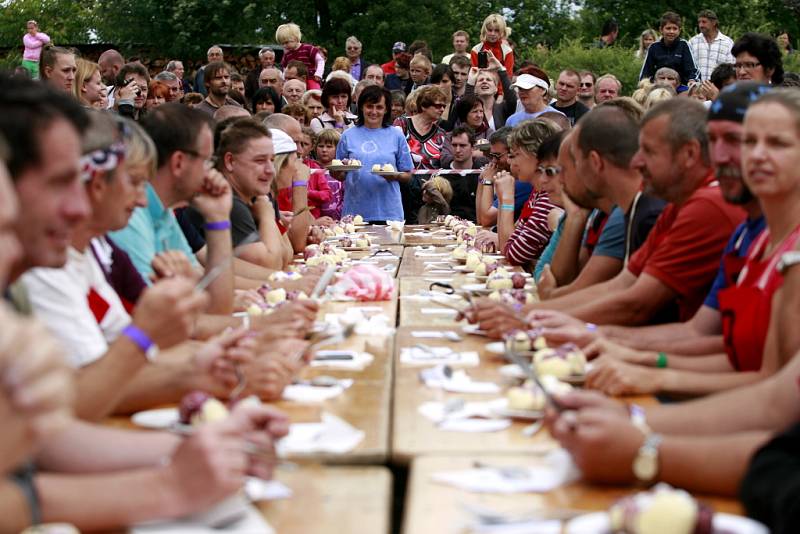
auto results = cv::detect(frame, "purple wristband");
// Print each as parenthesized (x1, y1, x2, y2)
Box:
(122, 324, 154, 354)
(205, 220, 231, 231)
(292, 181, 308, 188)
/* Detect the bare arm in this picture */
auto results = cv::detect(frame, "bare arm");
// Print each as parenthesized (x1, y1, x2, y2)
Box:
(475, 164, 498, 227)
(547, 255, 622, 299)
(35, 420, 178, 473)
(526, 268, 636, 314)
(0, 481, 32, 533)
(647, 349, 800, 435)
(658, 431, 771, 496)
(566, 271, 678, 325)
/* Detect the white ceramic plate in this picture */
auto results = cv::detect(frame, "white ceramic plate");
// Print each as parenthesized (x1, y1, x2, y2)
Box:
(485, 341, 506, 355)
(566, 511, 768, 534)
(499, 363, 527, 379)
(131, 407, 179, 429)
(489, 398, 544, 421)
(373, 170, 403, 177)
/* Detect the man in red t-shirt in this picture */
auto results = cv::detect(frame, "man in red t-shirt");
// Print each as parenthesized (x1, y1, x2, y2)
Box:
(474, 98, 745, 330)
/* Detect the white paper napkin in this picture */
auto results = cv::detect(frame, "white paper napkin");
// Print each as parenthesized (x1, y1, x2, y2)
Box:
(420, 307, 459, 315)
(277, 413, 364, 455)
(416, 251, 451, 257)
(424, 277, 454, 283)
(131, 496, 274, 534)
(310, 352, 374, 371)
(410, 329, 459, 337)
(245, 478, 293, 501)
(431, 449, 579, 493)
(418, 399, 511, 432)
(400, 347, 480, 367)
(281, 379, 354, 403)
(421, 367, 500, 394)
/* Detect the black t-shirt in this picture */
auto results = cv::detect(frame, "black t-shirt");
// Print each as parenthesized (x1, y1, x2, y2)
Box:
(443, 158, 487, 223)
(178, 193, 280, 249)
(623, 193, 667, 258)
(552, 100, 590, 126)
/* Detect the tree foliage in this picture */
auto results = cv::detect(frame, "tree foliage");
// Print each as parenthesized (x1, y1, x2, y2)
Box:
(1, 0, 799, 65)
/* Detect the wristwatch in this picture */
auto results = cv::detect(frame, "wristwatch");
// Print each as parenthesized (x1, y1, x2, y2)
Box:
(777, 251, 800, 274)
(633, 432, 662, 482)
(481, 179, 494, 186)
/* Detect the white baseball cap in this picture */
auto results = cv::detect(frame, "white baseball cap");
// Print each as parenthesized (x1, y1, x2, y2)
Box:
(512, 74, 549, 91)
(269, 128, 298, 155)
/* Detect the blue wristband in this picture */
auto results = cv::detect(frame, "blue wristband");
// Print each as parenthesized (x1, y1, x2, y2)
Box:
(292, 180, 308, 188)
(205, 220, 231, 231)
(122, 324, 158, 361)
(500, 203, 514, 211)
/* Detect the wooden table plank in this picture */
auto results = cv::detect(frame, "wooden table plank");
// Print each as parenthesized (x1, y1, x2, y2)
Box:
(402, 455, 743, 534)
(262, 464, 392, 534)
(392, 326, 554, 462)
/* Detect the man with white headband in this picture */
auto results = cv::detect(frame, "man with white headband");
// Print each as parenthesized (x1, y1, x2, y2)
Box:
(505, 70, 564, 127)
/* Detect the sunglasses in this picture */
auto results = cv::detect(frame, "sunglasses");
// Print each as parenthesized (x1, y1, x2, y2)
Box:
(430, 103, 446, 110)
(580, 82, 594, 87)
(537, 165, 562, 177)
(488, 152, 506, 160)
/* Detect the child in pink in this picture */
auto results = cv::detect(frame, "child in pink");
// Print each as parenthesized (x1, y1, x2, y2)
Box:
(313, 129, 344, 219)
(298, 128, 332, 218)
(276, 23, 325, 90)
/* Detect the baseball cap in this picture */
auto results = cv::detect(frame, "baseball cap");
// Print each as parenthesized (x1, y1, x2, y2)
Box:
(512, 74, 549, 91)
(269, 128, 298, 155)
(393, 41, 407, 52)
(708, 82, 771, 123)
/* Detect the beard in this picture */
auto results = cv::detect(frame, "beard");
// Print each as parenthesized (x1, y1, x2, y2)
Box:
(716, 165, 754, 205)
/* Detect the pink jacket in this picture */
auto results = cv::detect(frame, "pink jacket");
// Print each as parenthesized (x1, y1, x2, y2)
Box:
(23, 32, 50, 61)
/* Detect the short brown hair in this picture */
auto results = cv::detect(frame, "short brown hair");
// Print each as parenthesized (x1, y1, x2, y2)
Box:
(660, 11, 682, 29)
(416, 85, 447, 109)
(216, 118, 271, 167)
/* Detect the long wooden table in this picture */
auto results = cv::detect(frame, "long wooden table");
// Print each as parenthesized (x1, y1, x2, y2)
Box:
(263, 465, 392, 533)
(108, 224, 747, 533)
(402, 455, 743, 533)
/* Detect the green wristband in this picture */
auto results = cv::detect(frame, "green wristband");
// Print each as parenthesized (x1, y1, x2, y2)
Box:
(500, 203, 514, 211)
(656, 351, 668, 368)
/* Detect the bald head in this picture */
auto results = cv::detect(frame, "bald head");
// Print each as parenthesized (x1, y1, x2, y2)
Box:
(262, 113, 302, 144)
(283, 79, 306, 105)
(98, 49, 124, 85)
(214, 105, 251, 122)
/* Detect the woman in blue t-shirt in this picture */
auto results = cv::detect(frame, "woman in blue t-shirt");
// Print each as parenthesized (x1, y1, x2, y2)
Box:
(335, 85, 413, 222)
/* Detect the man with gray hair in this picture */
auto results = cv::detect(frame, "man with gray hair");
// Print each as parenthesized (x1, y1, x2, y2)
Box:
(245, 47, 277, 99)
(689, 9, 735, 81)
(165, 59, 192, 94)
(154, 71, 181, 102)
(194, 45, 224, 96)
(345, 36, 366, 80)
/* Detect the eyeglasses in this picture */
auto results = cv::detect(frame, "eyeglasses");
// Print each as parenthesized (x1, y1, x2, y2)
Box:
(488, 152, 506, 160)
(734, 62, 761, 71)
(537, 165, 562, 177)
(183, 150, 216, 171)
(580, 82, 594, 87)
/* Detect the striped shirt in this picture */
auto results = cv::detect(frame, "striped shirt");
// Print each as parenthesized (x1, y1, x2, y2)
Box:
(504, 190, 556, 267)
(689, 32, 735, 81)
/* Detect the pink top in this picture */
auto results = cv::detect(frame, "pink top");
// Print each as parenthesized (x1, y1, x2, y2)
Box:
(23, 32, 50, 61)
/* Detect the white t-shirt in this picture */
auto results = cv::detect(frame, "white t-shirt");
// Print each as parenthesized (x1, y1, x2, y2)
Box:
(22, 240, 131, 367)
